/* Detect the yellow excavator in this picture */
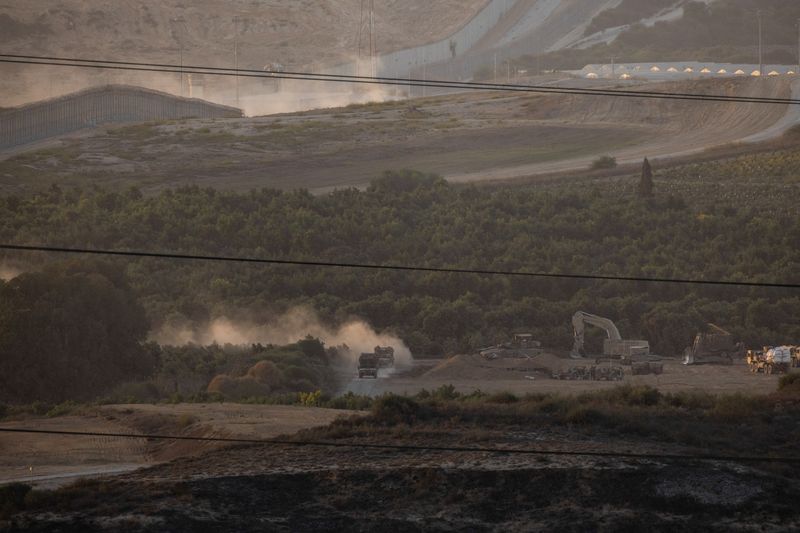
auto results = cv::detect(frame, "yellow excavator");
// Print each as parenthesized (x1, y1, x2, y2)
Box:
(570, 311, 650, 362)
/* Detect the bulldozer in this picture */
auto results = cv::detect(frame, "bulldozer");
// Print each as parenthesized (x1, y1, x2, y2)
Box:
(683, 324, 745, 365)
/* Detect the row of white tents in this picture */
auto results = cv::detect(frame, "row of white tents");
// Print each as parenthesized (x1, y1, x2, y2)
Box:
(581, 62, 799, 80)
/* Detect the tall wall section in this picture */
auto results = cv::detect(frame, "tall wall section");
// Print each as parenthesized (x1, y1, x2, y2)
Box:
(0, 85, 242, 150)
(326, 0, 518, 78)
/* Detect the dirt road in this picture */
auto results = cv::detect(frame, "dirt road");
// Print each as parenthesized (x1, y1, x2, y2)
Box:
(3, 77, 793, 194)
(337, 353, 785, 397)
(0, 404, 356, 488)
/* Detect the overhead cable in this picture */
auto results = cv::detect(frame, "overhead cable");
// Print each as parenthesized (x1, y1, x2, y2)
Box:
(1, 243, 798, 290)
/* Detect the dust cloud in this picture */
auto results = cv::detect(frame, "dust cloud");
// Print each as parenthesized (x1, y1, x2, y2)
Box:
(151, 306, 412, 365)
(0, 264, 22, 281)
(1, 57, 406, 117)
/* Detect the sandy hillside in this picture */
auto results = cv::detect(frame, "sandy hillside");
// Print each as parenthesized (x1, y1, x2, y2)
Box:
(0, 0, 489, 106)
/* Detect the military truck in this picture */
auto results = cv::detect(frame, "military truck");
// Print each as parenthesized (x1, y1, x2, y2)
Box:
(357, 353, 379, 379)
(374, 346, 395, 368)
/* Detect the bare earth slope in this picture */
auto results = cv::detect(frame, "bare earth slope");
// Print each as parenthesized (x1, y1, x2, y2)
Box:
(0, 0, 489, 107)
(0, 404, 356, 489)
(1, 77, 795, 193)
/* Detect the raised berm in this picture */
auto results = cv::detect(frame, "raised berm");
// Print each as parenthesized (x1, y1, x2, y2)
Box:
(423, 352, 572, 381)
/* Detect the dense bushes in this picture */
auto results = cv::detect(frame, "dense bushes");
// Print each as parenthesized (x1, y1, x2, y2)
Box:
(1, 164, 798, 364)
(0, 261, 154, 404)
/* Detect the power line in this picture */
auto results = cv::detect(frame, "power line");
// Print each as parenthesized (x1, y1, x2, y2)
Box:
(2, 54, 800, 106)
(1, 243, 798, 290)
(1, 427, 797, 465)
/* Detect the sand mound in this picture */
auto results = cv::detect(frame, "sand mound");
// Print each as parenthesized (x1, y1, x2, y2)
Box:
(423, 352, 573, 381)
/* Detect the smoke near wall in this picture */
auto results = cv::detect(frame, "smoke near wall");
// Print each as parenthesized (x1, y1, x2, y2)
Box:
(151, 306, 412, 365)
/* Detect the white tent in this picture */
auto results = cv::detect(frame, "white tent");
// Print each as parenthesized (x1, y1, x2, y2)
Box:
(751, 70, 761, 76)
(700, 68, 711, 74)
(650, 66, 661, 72)
(667, 67, 678, 73)
(717, 69, 727, 74)
(586, 72, 599, 79)
(768, 70, 780, 76)
(684, 67, 694, 73)
(734, 69, 746, 75)
(620, 73, 631, 79)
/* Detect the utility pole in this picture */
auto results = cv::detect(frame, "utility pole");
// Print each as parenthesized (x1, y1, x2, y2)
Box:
(611, 56, 615, 79)
(233, 15, 241, 107)
(797, 18, 800, 73)
(494, 53, 497, 83)
(172, 17, 186, 98)
(369, 0, 376, 78)
(757, 10, 763, 76)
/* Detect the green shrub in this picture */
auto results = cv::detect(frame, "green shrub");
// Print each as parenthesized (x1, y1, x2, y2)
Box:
(30, 401, 52, 416)
(327, 392, 373, 410)
(299, 390, 323, 407)
(778, 372, 800, 391)
(176, 414, 197, 429)
(711, 394, 768, 422)
(590, 155, 617, 170)
(597, 384, 662, 407)
(46, 401, 77, 418)
(563, 405, 605, 425)
(486, 392, 519, 404)
(0, 483, 32, 520)
(372, 395, 424, 425)
(429, 384, 460, 401)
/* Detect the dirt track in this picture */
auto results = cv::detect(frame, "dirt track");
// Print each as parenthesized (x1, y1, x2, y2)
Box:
(0, 404, 356, 488)
(344, 353, 787, 397)
(3, 77, 794, 194)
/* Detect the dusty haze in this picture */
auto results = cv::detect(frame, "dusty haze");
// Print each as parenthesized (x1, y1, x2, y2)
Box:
(0, 0, 489, 108)
(151, 306, 412, 366)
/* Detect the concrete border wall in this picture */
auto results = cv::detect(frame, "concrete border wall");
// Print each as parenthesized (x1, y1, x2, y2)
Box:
(326, 0, 517, 78)
(0, 85, 242, 150)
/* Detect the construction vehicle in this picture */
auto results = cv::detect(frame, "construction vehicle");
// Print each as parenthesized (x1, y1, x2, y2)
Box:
(683, 324, 744, 365)
(570, 311, 650, 362)
(480, 333, 542, 360)
(747, 346, 792, 374)
(374, 346, 395, 368)
(357, 353, 379, 379)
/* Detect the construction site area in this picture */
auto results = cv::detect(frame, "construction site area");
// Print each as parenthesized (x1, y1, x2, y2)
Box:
(347, 312, 799, 397)
(2, 1, 800, 531)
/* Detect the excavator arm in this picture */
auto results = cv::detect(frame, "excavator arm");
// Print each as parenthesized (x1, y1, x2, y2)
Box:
(571, 311, 622, 358)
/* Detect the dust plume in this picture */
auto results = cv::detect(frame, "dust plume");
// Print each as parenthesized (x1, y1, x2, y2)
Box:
(0, 263, 22, 281)
(0, 56, 405, 117)
(151, 306, 412, 366)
